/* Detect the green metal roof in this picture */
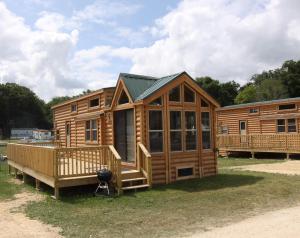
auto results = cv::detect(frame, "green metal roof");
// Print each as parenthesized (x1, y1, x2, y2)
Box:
(218, 97, 300, 111)
(120, 72, 183, 102)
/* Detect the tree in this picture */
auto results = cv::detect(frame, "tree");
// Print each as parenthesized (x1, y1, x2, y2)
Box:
(234, 84, 257, 104)
(256, 79, 288, 101)
(195, 76, 240, 106)
(0, 83, 51, 138)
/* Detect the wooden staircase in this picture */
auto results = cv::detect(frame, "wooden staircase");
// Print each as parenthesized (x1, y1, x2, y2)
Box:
(121, 170, 150, 191)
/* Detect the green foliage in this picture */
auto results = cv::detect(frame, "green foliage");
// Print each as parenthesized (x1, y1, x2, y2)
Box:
(234, 84, 257, 104)
(195, 76, 240, 106)
(0, 83, 51, 138)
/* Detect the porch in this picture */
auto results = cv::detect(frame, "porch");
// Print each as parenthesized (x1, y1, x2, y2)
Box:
(217, 134, 300, 159)
(7, 142, 152, 199)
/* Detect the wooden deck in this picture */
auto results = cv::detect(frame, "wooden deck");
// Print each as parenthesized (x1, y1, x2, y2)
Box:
(217, 134, 300, 158)
(7, 142, 152, 198)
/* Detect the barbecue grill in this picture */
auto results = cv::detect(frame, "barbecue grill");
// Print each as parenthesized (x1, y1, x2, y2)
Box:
(94, 168, 112, 196)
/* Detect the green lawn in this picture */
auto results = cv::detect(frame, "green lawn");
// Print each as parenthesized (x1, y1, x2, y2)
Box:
(1, 157, 300, 237)
(23, 158, 300, 238)
(0, 163, 22, 199)
(218, 157, 282, 168)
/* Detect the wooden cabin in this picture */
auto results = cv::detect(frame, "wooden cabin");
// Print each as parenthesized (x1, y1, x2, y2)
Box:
(7, 72, 219, 198)
(216, 97, 300, 158)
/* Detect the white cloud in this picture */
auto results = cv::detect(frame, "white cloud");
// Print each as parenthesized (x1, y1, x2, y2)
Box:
(126, 0, 300, 84)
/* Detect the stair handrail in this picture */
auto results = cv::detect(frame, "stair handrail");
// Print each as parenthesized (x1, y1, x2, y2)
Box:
(137, 142, 152, 187)
(108, 145, 122, 195)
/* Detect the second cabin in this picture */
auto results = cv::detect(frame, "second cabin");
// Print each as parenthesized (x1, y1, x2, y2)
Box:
(217, 97, 300, 158)
(52, 72, 219, 186)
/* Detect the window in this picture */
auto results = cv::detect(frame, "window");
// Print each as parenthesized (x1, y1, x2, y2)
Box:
(288, 119, 296, 132)
(56, 129, 60, 140)
(184, 86, 195, 102)
(177, 167, 194, 178)
(71, 104, 77, 112)
(185, 111, 197, 150)
(118, 91, 129, 104)
(149, 111, 163, 152)
(277, 119, 285, 133)
(249, 108, 259, 114)
(149, 97, 162, 106)
(89, 98, 99, 108)
(170, 111, 182, 151)
(219, 125, 228, 134)
(201, 112, 211, 149)
(169, 86, 181, 102)
(85, 119, 98, 142)
(278, 104, 296, 110)
(201, 99, 209, 107)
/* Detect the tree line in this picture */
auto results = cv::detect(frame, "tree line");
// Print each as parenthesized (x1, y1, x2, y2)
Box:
(1, 59, 299, 138)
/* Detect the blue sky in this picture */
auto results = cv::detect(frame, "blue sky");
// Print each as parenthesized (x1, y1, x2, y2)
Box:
(0, 0, 300, 101)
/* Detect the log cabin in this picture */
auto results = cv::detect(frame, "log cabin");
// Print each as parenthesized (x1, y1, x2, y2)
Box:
(7, 71, 219, 198)
(216, 97, 300, 159)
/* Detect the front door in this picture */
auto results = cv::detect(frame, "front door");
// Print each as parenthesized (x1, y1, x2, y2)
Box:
(239, 121, 247, 145)
(114, 109, 135, 163)
(66, 122, 71, 147)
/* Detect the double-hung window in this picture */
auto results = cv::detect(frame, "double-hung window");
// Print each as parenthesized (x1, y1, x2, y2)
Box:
(185, 111, 197, 150)
(148, 110, 163, 152)
(85, 119, 98, 142)
(201, 112, 211, 149)
(170, 111, 182, 151)
(277, 118, 297, 133)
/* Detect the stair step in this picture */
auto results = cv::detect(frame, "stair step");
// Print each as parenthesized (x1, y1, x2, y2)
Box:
(122, 184, 149, 191)
(122, 177, 147, 183)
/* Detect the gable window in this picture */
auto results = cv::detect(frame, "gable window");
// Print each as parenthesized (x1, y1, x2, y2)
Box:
(149, 110, 163, 152)
(201, 112, 211, 149)
(278, 104, 296, 110)
(185, 111, 197, 150)
(184, 86, 195, 102)
(118, 91, 129, 104)
(201, 99, 209, 107)
(249, 108, 259, 114)
(71, 104, 77, 112)
(85, 119, 98, 142)
(169, 86, 181, 102)
(149, 97, 162, 106)
(170, 111, 182, 151)
(89, 98, 99, 108)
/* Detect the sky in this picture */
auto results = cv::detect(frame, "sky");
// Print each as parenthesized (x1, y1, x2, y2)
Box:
(1, 0, 300, 102)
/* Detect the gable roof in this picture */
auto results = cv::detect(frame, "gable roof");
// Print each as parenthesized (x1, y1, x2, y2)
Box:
(119, 71, 219, 107)
(217, 97, 300, 111)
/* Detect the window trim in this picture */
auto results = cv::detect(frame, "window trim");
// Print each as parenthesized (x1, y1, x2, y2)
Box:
(148, 109, 164, 153)
(168, 85, 181, 103)
(88, 97, 100, 109)
(184, 110, 197, 151)
(249, 108, 259, 115)
(277, 103, 297, 111)
(176, 165, 195, 180)
(277, 118, 297, 133)
(170, 110, 183, 152)
(183, 85, 196, 103)
(85, 119, 98, 143)
(70, 103, 77, 113)
(201, 111, 212, 150)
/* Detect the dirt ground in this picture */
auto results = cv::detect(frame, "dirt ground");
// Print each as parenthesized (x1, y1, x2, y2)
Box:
(230, 160, 300, 175)
(189, 205, 300, 238)
(0, 192, 62, 238)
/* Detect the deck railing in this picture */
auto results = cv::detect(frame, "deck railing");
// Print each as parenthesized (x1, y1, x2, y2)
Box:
(217, 134, 300, 153)
(137, 142, 152, 187)
(7, 143, 122, 191)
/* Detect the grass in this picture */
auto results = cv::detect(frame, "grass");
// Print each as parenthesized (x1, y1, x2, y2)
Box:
(23, 157, 300, 238)
(218, 156, 282, 168)
(0, 162, 22, 200)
